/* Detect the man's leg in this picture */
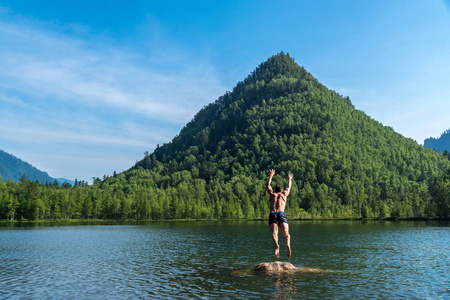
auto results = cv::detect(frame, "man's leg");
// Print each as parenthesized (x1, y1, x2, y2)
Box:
(280, 222, 291, 258)
(270, 223, 280, 258)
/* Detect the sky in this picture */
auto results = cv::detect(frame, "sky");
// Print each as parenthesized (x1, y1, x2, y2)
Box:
(1, 0, 450, 183)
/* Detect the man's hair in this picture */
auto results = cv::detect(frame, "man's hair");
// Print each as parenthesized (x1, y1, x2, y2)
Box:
(274, 185, 283, 193)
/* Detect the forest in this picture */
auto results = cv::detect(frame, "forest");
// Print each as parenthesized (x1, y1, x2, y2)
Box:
(1, 53, 450, 221)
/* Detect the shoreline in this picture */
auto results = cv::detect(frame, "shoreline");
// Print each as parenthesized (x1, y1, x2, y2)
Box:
(1, 217, 448, 225)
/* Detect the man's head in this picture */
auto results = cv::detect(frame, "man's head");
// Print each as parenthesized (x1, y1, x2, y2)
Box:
(274, 185, 283, 193)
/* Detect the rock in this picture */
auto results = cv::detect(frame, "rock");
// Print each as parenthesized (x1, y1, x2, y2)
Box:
(231, 262, 330, 275)
(252, 261, 328, 273)
(254, 261, 298, 272)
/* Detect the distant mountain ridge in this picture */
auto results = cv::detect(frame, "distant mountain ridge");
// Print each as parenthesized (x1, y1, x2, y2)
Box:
(0, 150, 73, 185)
(424, 129, 450, 153)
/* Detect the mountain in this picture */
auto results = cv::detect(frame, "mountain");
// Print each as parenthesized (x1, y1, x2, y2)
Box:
(424, 129, 450, 154)
(1, 52, 449, 221)
(0, 150, 73, 185)
(122, 52, 449, 219)
(134, 52, 449, 182)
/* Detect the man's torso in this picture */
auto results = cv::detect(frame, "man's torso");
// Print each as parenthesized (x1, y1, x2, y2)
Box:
(269, 192, 287, 212)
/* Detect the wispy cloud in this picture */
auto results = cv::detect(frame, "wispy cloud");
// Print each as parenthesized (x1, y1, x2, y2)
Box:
(335, 82, 450, 143)
(0, 17, 224, 123)
(0, 9, 225, 181)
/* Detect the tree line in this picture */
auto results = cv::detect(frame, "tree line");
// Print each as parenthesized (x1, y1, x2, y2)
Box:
(1, 163, 449, 221)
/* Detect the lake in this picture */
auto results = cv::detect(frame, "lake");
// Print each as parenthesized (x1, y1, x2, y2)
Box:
(0, 220, 448, 299)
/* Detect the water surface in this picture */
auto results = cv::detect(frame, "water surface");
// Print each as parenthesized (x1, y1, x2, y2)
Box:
(0, 221, 448, 299)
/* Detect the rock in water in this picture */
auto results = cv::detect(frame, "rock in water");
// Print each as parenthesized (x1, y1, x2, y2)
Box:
(254, 261, 298, 272)
(231, 262, 330, 275)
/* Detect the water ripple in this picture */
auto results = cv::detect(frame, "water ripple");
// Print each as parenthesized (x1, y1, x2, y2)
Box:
(0, 221, 448, 299)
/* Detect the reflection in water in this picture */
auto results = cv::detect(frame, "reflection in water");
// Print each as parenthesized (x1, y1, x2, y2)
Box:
(271, 274, 297, 299)
(252, 267, 334, 299)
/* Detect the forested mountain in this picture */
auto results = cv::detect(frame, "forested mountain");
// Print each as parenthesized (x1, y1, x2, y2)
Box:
(0, 150, 73, 186)
(424, 129, 450, 154)
(0, 150, 52, 183)
(1, 52, 449, 221)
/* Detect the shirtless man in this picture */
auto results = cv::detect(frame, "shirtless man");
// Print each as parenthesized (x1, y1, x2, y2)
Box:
(267, 169, 293, 258)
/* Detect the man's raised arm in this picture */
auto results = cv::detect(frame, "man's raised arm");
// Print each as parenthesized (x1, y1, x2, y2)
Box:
(267, 169, 275, 193)
(284, 174, 293, 196)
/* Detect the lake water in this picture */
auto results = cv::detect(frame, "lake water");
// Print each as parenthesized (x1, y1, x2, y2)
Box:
(0, 220, 448, 299)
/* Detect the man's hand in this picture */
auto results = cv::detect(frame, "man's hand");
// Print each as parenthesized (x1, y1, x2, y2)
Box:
(288, 173, 293, 179)
(269, 169, 276, 176)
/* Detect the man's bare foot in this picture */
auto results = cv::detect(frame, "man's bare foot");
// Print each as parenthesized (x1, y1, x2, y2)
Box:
(275, 246, 280, 258)
(287, 245, 291, 258)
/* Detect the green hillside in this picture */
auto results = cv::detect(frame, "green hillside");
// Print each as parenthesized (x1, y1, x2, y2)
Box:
(0, 150, 55, 184)
(1, 53, 449, 221)
(0, 150, 73, 186)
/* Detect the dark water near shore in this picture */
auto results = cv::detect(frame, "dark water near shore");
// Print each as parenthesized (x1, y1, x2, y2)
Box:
(0, 220, 448, 299)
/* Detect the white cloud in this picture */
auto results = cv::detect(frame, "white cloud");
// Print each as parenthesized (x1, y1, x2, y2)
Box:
(0, 92, 28, 108)
(1, 125, 151, 148)
(0, 10, 226, 181)
(338, 83, 450, 144)
(0, 14, 225, 122)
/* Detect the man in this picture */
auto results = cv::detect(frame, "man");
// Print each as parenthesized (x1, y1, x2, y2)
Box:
(267, 169, 293, 258)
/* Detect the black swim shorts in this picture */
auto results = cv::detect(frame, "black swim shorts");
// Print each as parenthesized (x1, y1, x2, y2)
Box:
(268, 211, 288, 225)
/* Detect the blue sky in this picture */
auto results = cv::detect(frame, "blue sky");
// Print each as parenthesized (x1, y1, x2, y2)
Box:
(1, 0, 449, 183)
